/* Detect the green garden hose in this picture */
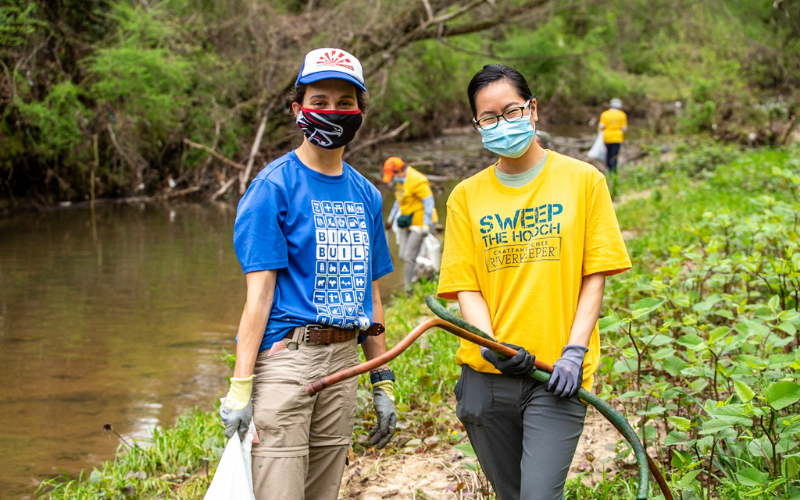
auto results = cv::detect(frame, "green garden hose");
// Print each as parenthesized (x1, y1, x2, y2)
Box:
(425, 295, 663, 500)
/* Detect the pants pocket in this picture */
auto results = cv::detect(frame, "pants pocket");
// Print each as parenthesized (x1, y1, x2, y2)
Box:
(455, 366, 491, 425)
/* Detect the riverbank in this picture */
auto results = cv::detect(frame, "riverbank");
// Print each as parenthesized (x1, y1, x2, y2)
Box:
(34, 141, 800, 499)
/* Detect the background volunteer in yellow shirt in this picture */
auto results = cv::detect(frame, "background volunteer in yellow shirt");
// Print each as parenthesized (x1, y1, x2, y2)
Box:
(383, 157, 438, 291)
(599, 97, 628, 174)
(437, 64, 631, 500)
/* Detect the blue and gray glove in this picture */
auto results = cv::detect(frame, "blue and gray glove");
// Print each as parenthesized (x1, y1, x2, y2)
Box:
(369, 369, 397, 449)
(546, 345, 588, 398)
(481, 343, 537, 378)
(219, 375, 255, 441)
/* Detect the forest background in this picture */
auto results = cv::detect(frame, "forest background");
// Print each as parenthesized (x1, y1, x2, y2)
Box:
(1, 0, 799, 210)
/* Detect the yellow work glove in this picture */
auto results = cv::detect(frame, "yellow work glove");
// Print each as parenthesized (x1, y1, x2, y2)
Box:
(220, 375, 255, 440)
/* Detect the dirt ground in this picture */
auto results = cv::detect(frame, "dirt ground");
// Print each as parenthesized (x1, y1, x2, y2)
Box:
(339, 406, 631, 500)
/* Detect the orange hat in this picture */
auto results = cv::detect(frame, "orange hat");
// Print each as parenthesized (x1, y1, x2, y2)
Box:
(382, 157, 405, 183)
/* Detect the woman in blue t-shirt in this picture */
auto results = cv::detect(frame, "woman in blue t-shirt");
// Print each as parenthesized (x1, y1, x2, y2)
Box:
(219, 48, 396, 500)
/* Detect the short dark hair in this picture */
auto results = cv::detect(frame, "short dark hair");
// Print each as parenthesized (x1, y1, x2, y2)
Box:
(286, 83, 369, 112)
(466, 64, 533, 117)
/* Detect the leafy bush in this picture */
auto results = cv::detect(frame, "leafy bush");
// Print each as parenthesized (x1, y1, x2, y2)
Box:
(16, 82, 93, 163)
(602, 146, 800, 499)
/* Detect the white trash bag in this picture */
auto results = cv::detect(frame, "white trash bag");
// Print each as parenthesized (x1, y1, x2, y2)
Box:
(203, 422, 257, 500)
(587, 132, 607, 163)
(416, 233, 441, 273)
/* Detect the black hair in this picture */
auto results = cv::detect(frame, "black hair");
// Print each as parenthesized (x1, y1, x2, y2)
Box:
(287, 82, 369, 112)
(466, 64, 533, 117)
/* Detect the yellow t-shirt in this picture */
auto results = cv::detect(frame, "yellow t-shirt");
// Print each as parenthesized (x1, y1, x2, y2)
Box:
(395, 166, 439, 227)
(600, 108, 627, 144)
(436, 152, 631, 390)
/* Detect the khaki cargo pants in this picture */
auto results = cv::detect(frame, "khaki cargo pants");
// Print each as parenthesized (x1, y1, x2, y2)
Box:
(251, 327, 359, 500)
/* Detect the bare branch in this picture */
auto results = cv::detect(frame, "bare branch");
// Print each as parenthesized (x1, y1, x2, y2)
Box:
(422, 0, 435, 21)
(106, 124, 139, 173)
(343, 121, 410, 160)
(240, 108, 270, 194)
(182, 138, 246, 170)
(363, 0, 550, 78)
(211, 177, 237, 201)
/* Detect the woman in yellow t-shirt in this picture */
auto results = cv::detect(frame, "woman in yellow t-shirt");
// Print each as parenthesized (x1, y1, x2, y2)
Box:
(437, 64, 631, 500)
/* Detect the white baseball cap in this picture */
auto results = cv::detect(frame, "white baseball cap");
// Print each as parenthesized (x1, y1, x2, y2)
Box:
(295, 48, 366, 92)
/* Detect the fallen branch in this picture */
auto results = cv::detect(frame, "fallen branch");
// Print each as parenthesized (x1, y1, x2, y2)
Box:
(240, 109, 270, 195)
(211, 177, 237, 202)
(157, 185, 202, 200)
(781, 112, 799, 146)
(106, 124, 139, 174)
(343, 121, 410, 160)
(183, 138, 246, 170)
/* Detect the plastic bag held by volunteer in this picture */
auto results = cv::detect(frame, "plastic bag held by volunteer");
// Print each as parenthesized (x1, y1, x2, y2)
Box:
(587, 132, 607, 163)
(203, 422, 257, 500)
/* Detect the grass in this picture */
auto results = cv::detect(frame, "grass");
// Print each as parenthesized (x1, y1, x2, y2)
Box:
(38, 409, 224, 499)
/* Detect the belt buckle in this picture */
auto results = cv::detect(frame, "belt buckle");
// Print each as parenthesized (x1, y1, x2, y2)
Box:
(304, 324, 324, 345)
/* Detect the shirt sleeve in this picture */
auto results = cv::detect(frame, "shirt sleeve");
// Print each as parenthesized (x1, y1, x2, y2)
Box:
(370, 190, 394, 280)
(583, 177, 631, 276)
(437, 186, 480, 300)
(233, 179, 289, 273)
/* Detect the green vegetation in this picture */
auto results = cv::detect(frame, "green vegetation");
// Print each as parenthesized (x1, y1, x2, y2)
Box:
(37, 144, 800, 499)
(2, 0, 798, 206)
(38, 410, 222, 499)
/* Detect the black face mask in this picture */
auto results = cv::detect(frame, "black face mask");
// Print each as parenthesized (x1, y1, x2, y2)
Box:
(296, 108, 363, 149)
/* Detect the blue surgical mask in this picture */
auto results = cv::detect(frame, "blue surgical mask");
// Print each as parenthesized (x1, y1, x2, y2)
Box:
(480, 118, 536, 158)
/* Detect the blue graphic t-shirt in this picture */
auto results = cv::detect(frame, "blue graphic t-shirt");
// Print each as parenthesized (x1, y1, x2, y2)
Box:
(234, 151, 394, 352)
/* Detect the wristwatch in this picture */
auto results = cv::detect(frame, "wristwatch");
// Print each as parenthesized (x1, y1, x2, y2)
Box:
(370, 368, 395, 384)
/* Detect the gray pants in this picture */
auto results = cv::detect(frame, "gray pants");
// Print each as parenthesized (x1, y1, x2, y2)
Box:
(397, 228, 425, 290)
(455, 366, 587, 500)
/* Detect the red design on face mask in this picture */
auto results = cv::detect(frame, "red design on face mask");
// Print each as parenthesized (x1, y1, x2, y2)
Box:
(296, 108, 363, 150)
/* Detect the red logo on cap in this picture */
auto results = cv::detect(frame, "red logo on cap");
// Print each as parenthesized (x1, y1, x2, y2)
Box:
(316, 51, 355, 72)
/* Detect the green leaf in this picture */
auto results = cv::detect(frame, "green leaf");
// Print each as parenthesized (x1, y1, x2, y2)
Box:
(641, 333, 674, 347)
(90, 470, 102, 484)
(665, 431, 695, 447)
(766, 382, 800, 410)
(768, 354, 795, 368)
(618, 390, 645, 400)
(460, 461, 478, 471)
(678, 469, 703, 488)
(779, 310, 800, 323)
(700, 419, 733, 434)
(651, 347, 676, 360)
(734, 467, 769, 487)
(599, 314, 623, 333)
(676, 334, 704, 349)
(715, 310, 734, 320)
(664, 356, 688, 376)
(613, 360, 633, 373)
(735, 320, 771, 338)
(708, 326, 732, 342)
(453, 442, 477, 458)
(734, 380, 755, 403)
(778, 322, 797, 336)
(631, 298, 666, 320)
(668, 416, 692, 432)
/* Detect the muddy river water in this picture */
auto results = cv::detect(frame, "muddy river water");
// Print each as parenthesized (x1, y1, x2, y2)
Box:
(0, 130, 597, 498)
